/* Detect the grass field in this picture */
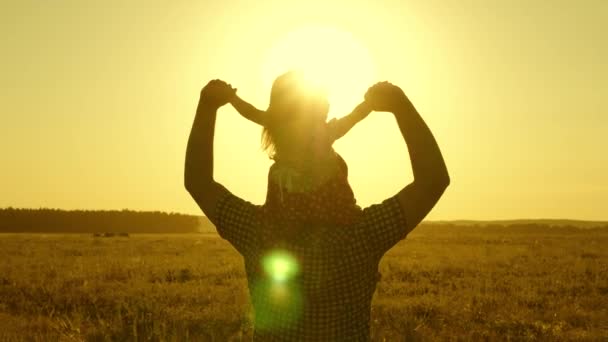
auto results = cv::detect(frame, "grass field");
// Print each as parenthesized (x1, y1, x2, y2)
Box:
(1, 226, 607, 341)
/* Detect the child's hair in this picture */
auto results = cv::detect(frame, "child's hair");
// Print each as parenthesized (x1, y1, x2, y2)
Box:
(262, 70, 329, 159)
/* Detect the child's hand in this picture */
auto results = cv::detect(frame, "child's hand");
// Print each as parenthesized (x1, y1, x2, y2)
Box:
(200, 80, 234, 108)
(364, 81, 409, 113)
(199, 80, 228, 109)
(200, 79, 236, 107)
(216, 80, 237, 103)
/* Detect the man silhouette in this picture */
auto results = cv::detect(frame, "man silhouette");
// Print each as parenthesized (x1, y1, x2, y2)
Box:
(185, 79, 449, 341)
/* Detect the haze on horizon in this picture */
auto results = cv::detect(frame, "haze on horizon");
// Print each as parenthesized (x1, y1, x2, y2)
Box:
(1, 0, 606, 221)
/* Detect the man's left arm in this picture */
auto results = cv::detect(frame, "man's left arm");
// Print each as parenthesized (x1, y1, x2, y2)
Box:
(353, 82, 449, 258)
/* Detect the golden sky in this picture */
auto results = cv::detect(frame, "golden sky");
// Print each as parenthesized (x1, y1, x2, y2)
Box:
(1, 0, 606, 220)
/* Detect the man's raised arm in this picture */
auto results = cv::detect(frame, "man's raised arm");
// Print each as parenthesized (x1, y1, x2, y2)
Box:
(366, 82, 450, 231)
(184, 80, 232, 223)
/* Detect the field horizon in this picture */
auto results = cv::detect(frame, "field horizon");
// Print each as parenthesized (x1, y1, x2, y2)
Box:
(2, 223, 607, 340)
(2, 207, 607, 235)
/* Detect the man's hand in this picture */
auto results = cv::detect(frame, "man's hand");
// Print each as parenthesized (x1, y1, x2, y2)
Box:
(199, 79, 236, 109)
(364, 81, 410, 113)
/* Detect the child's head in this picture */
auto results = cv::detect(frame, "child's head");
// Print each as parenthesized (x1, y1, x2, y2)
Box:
(262, 71, 330, 159)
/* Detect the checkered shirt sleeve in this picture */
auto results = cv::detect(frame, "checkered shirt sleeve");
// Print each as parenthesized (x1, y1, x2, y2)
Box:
(354, 195, 409, 261)
(214, 187, 260, 256)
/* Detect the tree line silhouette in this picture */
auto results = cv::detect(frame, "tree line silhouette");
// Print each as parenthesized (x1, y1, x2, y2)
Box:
(419, 221, 608, 234)
(0, 208, 212, 234)
(0, 208, 605, 234)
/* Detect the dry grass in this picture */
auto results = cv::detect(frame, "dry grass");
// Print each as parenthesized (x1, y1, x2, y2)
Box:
(1, 227, 607, 341)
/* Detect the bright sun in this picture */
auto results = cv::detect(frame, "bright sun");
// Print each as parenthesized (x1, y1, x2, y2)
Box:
(261, 25, 376, 117)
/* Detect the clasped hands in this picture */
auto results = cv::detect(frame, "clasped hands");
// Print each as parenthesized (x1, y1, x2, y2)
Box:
(200, 79, 409, 114)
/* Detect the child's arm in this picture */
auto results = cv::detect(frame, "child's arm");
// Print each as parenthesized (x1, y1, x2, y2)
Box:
(328, 101, 372, 141)
(229, 93, 266, 126)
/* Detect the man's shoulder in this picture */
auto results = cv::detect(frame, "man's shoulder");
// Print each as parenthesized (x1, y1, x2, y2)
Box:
(359, 196, 405, 225)
(214, 188, 262, 249)
(217, 190, 262, 221)
(346, 195, 409, 258)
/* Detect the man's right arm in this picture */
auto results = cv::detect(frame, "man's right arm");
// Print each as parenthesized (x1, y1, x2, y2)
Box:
(184, 85, 226, 224)
(184, 80, 259, 254)
(367, 82, 450, 232)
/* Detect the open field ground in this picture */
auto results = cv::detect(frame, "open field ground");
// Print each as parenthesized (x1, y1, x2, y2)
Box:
(1, 226, 607, 341)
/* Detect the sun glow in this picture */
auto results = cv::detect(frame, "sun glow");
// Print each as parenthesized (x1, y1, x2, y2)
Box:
(261, 25, 376, 117)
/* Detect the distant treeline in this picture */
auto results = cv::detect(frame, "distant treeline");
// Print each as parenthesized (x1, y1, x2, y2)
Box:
(0, 208, 214, 234)
(1, 207, 606, 234)
(419, 222, 608, 234)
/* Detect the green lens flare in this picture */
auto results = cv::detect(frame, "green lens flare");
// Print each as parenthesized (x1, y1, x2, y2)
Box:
(254, 250, 303, 331)
(251, 279, 303, 331)
(262, 250, 299, 283)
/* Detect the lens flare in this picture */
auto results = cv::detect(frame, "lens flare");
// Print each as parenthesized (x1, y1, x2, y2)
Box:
(254, 250, 303, 331)
(262, 250, 299, 283)
(251, 278, 303, 331)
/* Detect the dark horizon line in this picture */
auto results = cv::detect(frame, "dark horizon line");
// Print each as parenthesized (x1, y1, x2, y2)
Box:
(1, 206, 607, 224)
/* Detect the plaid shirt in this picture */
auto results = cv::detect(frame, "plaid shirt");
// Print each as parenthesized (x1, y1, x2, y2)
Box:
(215, 186, 409, 341)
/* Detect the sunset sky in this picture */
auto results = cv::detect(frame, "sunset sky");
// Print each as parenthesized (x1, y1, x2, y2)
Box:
(1, 0, 606, 220)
